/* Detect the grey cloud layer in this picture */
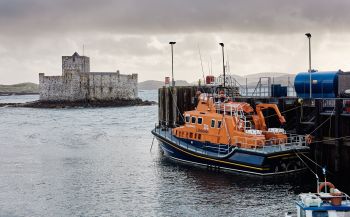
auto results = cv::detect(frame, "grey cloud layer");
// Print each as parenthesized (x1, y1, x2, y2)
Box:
(1, 0, 350, 84)
(1, 0, 350, 36)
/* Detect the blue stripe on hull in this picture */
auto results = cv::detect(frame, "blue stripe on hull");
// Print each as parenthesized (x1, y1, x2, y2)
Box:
(158, 138, 269, 174)
(155, 133, 308, 176)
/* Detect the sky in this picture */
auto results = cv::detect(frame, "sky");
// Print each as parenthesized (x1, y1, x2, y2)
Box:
(1, 0, 350, 84)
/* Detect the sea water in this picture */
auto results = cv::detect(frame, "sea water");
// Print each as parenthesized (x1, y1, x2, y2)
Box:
(0, 91, 314, 217)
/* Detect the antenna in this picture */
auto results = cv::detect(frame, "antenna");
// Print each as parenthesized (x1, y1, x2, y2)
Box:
(323, 167, 327, 193)
(227, 53, 231, 73)
(198, 44, 205, 83)
(226, 59, 229, 74)
(210, 56, 213, 75)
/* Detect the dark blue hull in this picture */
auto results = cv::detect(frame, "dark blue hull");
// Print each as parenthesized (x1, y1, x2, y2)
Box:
(152, 128, 310, 176)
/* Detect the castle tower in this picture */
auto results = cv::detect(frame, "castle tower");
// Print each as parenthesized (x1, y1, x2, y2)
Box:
(62, 52, 90, 76)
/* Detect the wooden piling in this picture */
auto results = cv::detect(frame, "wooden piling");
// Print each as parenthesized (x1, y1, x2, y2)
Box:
(334, 99, 343, 172)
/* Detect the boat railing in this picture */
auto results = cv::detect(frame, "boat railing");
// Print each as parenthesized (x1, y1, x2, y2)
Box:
(214, 102, 245, 117)
(154, 125, 234, 157)
(231, 134, 307, 153)
(154, 125, 307, 155)
(259, 134, 307, 152)
(214, 102, 252, 131)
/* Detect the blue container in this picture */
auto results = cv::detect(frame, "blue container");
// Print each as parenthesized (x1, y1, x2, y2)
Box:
(294, 71, 339, 98)
(271, 84, 287, 97)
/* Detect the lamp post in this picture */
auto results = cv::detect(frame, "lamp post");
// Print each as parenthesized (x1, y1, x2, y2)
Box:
(219, 43, 225, 87)
(169, 42, 176, 87)
(305, 33, 312, 98)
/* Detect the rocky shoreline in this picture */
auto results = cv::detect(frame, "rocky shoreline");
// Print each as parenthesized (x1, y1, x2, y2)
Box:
(0, 98, 156, 108)
(0, 92, 39, 96)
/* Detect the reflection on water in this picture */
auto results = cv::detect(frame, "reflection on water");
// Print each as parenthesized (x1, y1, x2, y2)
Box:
(0, 90, 333, 217)
(155, 155, 314, 217)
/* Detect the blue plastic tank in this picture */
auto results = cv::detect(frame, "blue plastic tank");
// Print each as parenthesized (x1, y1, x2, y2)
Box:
(294, 71, 339, 98)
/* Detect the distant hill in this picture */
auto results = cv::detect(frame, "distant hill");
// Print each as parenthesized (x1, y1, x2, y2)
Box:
(138, 80, 191, 90)
(0, 80, 192, 93)
(1, 73, 295, 93)
(138, 80, 163, 90)
(0, 83, 39, 94)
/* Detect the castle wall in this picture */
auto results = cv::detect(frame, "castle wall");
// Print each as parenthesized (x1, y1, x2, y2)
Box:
(39, 52, 138, 102)
(87, 72, 138, 100)
(39, 73, 67, 101)
(39, 72, 138, 102)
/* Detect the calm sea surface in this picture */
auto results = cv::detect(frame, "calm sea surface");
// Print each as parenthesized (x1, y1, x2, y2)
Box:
(0, 91, 315, 217)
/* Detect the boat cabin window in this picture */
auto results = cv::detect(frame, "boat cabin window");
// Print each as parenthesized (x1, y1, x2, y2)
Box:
(185, 115, 190, 123)
(191, 116, 196, 124)
(197, 117, 203, 124)
(211, 119, 216, 128)
(217, 120, 222, 128)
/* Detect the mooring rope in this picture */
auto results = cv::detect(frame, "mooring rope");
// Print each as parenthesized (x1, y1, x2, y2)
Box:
(308, 108, 335, 136)
(150, 137, 155, 152)
(293, 149, 319, 177)
(295, 149, 334, 176)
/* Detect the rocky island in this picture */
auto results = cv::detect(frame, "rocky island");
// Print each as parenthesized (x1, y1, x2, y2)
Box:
(0, 52, 155, 108)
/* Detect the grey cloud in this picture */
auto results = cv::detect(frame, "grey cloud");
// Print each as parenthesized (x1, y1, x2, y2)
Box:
(1, 0, 350, 36)
(90, 36, 166, 57)
(2, 0, 350, 84)
(2, 31, 350, 84)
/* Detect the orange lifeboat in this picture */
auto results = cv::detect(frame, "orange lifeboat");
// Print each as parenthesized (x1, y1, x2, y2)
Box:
(152, 91, 311, 176)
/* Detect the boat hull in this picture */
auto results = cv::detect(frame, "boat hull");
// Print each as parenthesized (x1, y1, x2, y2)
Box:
(152, 128, 310, 176)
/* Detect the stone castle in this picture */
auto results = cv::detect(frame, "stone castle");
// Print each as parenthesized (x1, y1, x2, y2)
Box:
(39, 52, 138, 102)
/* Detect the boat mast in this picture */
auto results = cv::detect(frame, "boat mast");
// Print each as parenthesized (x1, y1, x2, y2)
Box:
(198, 45, 205, 84)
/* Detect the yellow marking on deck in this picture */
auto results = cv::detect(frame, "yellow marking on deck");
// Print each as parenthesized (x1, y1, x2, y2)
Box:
(268, 152, 309, 159)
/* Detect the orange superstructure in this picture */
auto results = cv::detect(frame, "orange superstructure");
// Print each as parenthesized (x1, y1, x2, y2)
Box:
(172, 93, 288, 149)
